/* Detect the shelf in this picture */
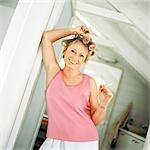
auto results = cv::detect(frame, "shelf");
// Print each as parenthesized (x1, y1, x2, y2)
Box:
(120, 128, 145, 142)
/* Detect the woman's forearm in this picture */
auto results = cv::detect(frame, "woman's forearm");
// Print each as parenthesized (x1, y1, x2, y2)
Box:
(43, 28, 74, 43)
(92, 105, 106, 126)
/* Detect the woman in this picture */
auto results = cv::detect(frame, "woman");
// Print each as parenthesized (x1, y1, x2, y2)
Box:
(40, 25, 113, 150)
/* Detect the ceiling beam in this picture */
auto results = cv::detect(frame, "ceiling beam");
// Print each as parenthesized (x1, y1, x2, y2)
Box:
(73, 23, 115, 48)
(75, 1, 133, 25)
(74, 11, 115, 49)
(75, 11, 105, 39)
(106, 0, 150, 40)
(75, 11, 150, 84)
(92, 35, 116, 48)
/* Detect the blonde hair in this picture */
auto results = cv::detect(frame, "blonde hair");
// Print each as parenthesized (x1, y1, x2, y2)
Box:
(61, 34, 96, 62)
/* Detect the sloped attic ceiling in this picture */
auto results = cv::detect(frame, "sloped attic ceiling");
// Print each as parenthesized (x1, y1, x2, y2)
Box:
(72, 0, 150, 84)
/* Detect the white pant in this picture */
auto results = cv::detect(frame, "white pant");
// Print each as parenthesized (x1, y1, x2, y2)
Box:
(40, 138, 99, 150)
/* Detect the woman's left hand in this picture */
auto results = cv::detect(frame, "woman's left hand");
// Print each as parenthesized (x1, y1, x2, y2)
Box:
(99, 84, 113, 108)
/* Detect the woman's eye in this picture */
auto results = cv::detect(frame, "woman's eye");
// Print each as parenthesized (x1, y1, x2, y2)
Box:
(71, 50, 75, 53)
(80, 54, 84, 58)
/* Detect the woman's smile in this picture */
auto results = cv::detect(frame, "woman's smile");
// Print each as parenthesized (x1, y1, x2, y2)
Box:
(68, 58, 78, 65)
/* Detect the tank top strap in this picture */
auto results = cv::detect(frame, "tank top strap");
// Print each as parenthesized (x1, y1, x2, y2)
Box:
(82, 73, 90, 84)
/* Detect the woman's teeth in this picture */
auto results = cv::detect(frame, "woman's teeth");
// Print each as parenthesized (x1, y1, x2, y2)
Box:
(69, 58, 77, 64)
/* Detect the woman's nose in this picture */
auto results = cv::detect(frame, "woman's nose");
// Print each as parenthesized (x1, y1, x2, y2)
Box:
(72, 54, 79, 61)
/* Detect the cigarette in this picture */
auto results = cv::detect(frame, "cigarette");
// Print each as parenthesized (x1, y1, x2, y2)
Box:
(106, 83, 113, 88)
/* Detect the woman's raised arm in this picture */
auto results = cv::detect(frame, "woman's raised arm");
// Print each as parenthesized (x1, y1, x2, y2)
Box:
(41, 28, 73, 71)
(41, 28, 76, 86)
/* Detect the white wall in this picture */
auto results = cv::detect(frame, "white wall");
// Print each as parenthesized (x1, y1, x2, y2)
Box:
(0, 0, 62, 149)
(96, 55, 149, 149)
(149, 86, 150, 123)
(54, 0, 73, 60)
(0, 0, 19, 8)
(0, 5, 14, 48)
(112, 62, 149, 126)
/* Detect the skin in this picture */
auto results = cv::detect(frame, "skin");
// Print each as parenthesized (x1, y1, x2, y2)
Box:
(41, 25, 113, 126)
(63, 41, 88, 69)
(63, 41, 88, 85)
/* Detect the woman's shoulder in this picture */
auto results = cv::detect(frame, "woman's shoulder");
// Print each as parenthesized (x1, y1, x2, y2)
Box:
(83, 73, 97, 86)
(85, 73, 97, 84)
(83, 73, 95, 81)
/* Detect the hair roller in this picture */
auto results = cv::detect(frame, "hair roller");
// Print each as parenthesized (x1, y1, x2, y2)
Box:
(82, 36, 91, 44)
(72, 31, 79, 38)
(89, 50, 95, 56)
(80, 25, 90, 34)
(91, 51, 95, 56)
(81, 25, 84, 31)
(89, 42, 96, 51)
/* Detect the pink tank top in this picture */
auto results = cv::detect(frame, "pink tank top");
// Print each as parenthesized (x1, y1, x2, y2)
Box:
(45, 70, 99, 142)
